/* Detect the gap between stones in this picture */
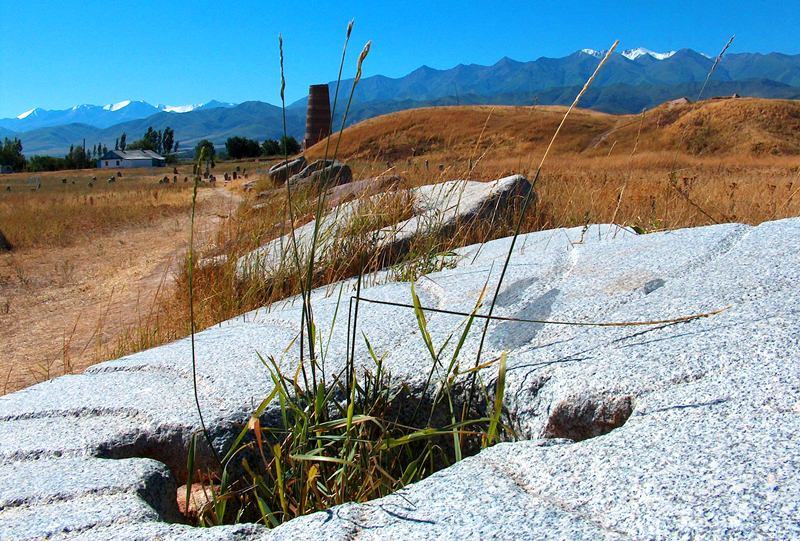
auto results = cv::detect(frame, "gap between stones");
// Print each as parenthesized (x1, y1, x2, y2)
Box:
(94, 389, 634, 525)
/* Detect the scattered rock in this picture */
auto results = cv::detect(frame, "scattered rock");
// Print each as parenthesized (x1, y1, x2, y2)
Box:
(197, 254, 228, 269)
(268, 156, 306, 184)
(288, 159, 352, 187)
(176, 483, 217, 519)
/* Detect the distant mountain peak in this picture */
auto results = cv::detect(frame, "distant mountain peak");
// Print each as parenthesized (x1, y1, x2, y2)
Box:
(580, 48, 605, 58)
(16, 108, 38, 119)
(495, 56, 520, 65)
(621, 47, 677, 61)
(102, 99, 133, 112)
(158, 103, 201, 113)
(581, 47, 679, 61)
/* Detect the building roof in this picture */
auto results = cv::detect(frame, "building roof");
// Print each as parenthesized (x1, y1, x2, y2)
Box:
(101, 150, 165, 160)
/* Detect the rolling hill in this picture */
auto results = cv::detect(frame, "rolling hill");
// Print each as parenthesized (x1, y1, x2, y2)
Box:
(306, 97, 800, 161)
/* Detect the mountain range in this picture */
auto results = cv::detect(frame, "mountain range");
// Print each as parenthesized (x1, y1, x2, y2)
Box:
(4, 47, 800, 156)
(0, 100, 236, 132)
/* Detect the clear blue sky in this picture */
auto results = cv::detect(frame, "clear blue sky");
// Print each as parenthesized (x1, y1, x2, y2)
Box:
(1, 0, 797, 118)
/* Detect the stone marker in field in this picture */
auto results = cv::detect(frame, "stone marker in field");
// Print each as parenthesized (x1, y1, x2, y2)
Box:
(1, 217, 800, 539)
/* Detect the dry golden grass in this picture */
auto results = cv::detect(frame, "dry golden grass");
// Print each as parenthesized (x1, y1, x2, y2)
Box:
(0, 166, 200, 249)
(6, 98, 800, 393)
(340, 153, 800, 233)
(307, 98, 800, 162)
(106, 99, 800, 367)
(0, 164, 243, 394)
(306, 105, 616, 163)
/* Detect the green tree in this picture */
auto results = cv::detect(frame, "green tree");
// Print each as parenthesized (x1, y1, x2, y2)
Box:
(63, 143, 94, 170)
(27, 155, 67, 172)
(195, 139, 216, 167)
(119, 132, 127, 151)
(280, 135, 301, 155)
(225, 136, 261, 159)
(195, 139, 215, 159)
(143, 127, 158, 151)
(0, 138, 26, 172)
(162, 127, 175, 155)
(261, 138, 280, 156)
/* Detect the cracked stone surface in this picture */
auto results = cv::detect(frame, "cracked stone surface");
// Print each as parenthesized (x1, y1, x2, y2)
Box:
(1, 217, 799, 540)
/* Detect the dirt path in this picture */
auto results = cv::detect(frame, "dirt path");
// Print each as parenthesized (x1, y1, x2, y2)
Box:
(0, 187, 242, 394)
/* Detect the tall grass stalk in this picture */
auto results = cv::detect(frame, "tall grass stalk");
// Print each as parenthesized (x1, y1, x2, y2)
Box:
(668, 34, 737, 221)
(302, 37, 371, 378)
(189, 147, 220, 465)
(299, 22, 357, 389)
(278, 34, 313, 391)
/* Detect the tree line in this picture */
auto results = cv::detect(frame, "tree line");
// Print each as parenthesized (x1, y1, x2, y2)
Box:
(224, 135, 301, 159)
(0, 126, 179, 173)
(0, 130, 299, 173)
(115, 127, 178, 156)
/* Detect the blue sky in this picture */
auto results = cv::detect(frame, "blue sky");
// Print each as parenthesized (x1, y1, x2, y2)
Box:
(0, 0, 797, 118)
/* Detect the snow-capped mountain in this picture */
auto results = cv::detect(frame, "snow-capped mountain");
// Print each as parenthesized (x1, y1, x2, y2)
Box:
(621, 47, 677, 61)
(0, 99, 236, 131)
(579, 47, 683, 61)
(17, 108, 39, 119)
(580, 48, 604, 59)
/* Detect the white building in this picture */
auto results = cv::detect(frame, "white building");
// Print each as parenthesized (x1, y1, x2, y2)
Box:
(98, 150, 166, 169)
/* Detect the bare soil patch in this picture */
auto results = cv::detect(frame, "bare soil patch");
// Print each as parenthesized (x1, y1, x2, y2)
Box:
(0, 186, 241, 394)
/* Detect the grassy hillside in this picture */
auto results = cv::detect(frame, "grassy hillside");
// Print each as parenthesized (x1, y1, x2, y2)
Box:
(307, 97, 800, 162)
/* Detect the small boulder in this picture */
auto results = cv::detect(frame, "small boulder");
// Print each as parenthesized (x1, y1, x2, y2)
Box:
(288, 159, 352, 188)
(176, 483, 218, 519)
(268, 156, 306, 184)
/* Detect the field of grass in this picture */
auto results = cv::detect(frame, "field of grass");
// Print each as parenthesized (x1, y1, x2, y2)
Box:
(0, 167, 199, 249)
(5, 99, 798, 394)
(3, 83, 799, 527)
(0, 165, 249, 394)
